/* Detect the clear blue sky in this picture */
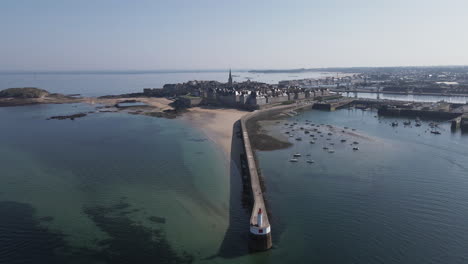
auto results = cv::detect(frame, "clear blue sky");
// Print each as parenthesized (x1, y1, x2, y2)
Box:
(1, 0, 467, 71)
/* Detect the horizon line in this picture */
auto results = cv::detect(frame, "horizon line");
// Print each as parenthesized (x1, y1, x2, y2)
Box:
(1, 64, 468, 75)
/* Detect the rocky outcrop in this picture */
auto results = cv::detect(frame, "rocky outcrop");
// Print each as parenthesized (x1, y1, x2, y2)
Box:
(0, 87, 49, 98)
(47, 113, 87, 120)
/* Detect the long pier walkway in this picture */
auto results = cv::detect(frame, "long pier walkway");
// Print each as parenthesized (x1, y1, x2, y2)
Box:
(239, 102, 315, 251)
(240, 111, 273, 251)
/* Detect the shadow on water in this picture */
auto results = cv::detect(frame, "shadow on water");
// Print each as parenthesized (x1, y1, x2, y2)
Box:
(216, 119, 288, 259)
(216, 120, 251, 258)
(0, 200, 193, 264)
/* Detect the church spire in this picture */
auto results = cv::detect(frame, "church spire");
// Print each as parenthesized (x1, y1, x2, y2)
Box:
(228, 68, 233, 86)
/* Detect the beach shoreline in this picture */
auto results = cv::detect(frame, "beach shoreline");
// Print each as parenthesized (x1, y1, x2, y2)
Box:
(179, 107, 247, 158)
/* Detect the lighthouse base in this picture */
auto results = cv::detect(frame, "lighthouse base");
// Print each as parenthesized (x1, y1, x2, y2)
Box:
(248, 232, 272, 251)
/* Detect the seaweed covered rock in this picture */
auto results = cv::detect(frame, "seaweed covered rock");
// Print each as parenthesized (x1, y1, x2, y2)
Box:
(0, 87, 49, 98)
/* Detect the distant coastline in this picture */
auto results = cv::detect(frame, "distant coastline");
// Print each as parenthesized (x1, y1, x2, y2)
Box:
(249, 65, 468, 74)
(0, 69, 250, 75)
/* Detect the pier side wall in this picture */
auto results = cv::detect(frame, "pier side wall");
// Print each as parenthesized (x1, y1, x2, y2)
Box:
(239, 102, 313, 251)
(240, 112, 273, 251)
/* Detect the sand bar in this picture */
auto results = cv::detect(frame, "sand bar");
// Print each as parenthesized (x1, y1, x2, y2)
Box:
(179, 107, 247, 157)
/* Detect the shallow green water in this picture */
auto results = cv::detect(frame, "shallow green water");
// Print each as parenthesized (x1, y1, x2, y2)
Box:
(0, 103, 230, 263)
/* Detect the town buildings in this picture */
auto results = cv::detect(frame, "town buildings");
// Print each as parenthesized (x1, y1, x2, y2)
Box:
(144, 71, 331, 109)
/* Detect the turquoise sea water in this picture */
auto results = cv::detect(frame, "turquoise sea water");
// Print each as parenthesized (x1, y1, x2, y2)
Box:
(0, 104, 231, 263)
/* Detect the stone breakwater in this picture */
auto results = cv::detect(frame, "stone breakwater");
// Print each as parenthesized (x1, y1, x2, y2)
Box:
(239, 103, 312, 251)
(240, 111, 272, 251)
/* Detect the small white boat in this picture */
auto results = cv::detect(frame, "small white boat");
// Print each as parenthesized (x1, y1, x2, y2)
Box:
(293, 153, 301, 157)
(289, 158, 299, 162)
(323, 146, 329, 150)
(353, 147, 359, 150)
(328, 149, 335, 153)
(310, 141, 315, 144)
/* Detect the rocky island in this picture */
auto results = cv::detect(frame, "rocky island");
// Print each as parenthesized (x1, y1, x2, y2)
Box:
(0, 87, 83, 107)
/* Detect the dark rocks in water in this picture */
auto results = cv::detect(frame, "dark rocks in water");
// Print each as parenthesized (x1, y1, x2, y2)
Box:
(47, 113, 87, 120)
(145, 108, 187, 119)
(115, 100, 149, 108)
(0, 87, 49, 98)
(83, 202, 193, 264)
(118, 99, 138, 103)
(96, 105, 114, 109)
(148, 216, 166, 224)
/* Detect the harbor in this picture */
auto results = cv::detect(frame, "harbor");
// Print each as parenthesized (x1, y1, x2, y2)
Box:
(254, 106, 468, 263)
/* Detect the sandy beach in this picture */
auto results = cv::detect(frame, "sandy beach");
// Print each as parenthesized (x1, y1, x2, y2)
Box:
(180, 107, 247, 157)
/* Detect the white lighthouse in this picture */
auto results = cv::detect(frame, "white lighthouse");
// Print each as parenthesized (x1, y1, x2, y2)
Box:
(257, 208, 263, 227)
